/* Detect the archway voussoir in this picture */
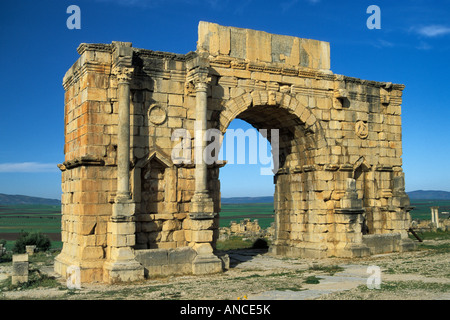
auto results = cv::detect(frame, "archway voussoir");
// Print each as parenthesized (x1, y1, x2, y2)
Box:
(281, 94, 292, 109)
(225, 99, 238, 112)
(242, 93, 253, 107)
(275, 92, 284, 105)
(299, 106, 311, 124)
(251, 90, 264, 106)
(305, 113, 317, 127)
(219, 115, 231, 133)
(287, 97, 299, 112)
(259, 90, 268, 105)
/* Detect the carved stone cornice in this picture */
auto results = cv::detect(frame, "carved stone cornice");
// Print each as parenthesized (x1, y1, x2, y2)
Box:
(60, 156, 105, 170)
(77, 43, 113, 55)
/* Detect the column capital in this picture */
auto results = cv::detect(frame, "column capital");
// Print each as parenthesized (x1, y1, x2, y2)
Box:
(113, 66, 134, 84)
(192, 67, 211, 89)
(194, 81, 209, 92)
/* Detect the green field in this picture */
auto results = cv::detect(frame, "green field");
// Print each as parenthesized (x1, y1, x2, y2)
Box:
(0, 199, 447, 249)
(220, 203, 274, 229)
(0, 204, 61, 236)
(408, 200, 450, 221)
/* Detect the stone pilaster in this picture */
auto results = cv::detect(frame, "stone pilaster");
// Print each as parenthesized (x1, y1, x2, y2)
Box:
(336, 178, 365, 214)
(334, 178, 370, 258)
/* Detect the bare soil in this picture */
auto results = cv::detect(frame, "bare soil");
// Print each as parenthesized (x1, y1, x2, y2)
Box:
(0, 239, 449, 300)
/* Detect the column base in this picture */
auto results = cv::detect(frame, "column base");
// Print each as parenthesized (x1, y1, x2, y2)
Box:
(192, 254, 223, 275)
(103, 259, 144, 284)
(112, 200, 135, 218)
(54, 252, 105, 283)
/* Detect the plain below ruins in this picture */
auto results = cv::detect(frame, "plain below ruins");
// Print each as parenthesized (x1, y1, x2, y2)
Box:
(55, 21, 415, 284)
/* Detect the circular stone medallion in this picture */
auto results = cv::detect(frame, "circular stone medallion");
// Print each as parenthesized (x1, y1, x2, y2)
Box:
(148, 104, 167, 125)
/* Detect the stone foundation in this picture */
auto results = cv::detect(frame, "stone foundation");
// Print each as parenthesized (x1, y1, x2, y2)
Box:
(135, 247, 225, 277)
(362, 233, 416, 255)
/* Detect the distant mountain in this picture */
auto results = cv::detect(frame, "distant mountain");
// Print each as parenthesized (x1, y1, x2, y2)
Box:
(0, 193, 61, 205)
(221, 196, 273, 204)
(0, 190, 447, 206)
(407, 190, 450, 200)
(222, 191, 450, 204)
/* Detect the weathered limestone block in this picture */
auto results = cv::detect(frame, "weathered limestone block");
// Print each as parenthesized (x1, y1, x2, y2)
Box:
(192, 254, 223, 275)
(190, 230, 214, 243)
(135, 247, 196, 277)
(12, 254, 29, 285)
(108, 221, 135, 236)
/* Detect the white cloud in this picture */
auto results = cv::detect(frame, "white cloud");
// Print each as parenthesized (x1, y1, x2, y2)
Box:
(416, 25, 450, 37)
(0, 162, 58, 173)
(416, 41, 432, 50)
(376, 39, 394, 48)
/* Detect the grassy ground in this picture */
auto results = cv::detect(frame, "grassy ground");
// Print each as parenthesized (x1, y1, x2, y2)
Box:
(1, 230, 448, 300)
(219, 203, 274, 229)
(0, 199, 448, 250)
(408, 199, 450, 220)
(0, 205, 61, 243)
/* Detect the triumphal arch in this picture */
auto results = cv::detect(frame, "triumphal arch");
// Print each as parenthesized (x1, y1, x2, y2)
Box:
(55, 22, 415, 283)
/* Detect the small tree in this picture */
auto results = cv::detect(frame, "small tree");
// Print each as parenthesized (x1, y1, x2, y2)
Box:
(13, 231, 51, 253)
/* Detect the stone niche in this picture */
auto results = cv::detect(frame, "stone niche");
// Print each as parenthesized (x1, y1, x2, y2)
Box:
(55, 21, 415, 284)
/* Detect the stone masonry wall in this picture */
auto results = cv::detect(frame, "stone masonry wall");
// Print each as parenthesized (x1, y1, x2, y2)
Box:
(55, 22, 415, 283)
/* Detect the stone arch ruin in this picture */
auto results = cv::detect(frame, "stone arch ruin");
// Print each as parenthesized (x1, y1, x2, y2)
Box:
(55, 21, 415, 283)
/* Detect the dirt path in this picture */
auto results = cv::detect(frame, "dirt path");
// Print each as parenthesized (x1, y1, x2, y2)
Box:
(0, 240, 449, 300)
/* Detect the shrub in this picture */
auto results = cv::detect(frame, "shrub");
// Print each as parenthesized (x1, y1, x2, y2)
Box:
(13, 232, 51, 253)
(304, 275, 321, 284)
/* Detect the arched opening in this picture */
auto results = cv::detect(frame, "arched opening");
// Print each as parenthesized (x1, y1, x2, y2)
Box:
(217, 118, 275, 250)
(215, 101, 317, 252)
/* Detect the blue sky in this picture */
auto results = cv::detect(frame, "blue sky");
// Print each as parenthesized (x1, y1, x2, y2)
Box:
(0, 0, 449, 199)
